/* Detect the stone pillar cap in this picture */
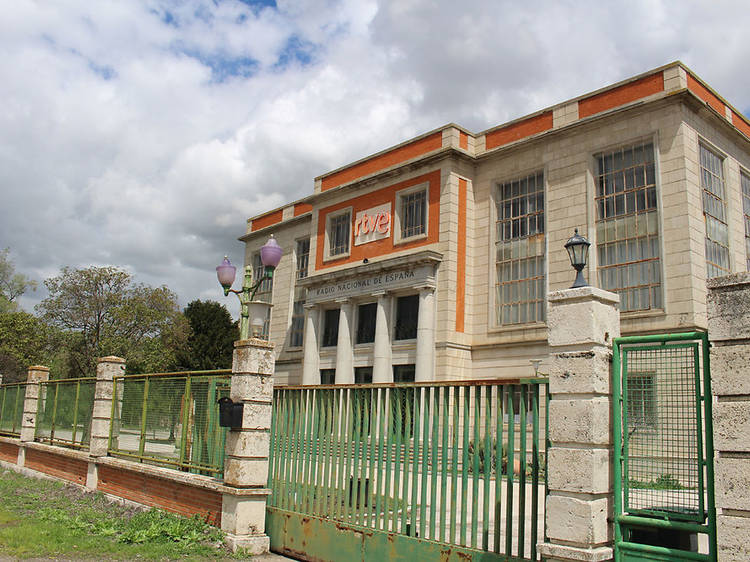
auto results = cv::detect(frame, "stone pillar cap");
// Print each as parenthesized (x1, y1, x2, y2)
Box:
(28, 365, 50, 371)
(234, 338, 275, 350)
(548, 286, 620, 305)
(98, 356, 126, 363)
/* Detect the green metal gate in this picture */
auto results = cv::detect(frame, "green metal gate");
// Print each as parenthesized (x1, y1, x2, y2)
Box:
(613, 332, 717, 561)
(267, 379, 548, 561)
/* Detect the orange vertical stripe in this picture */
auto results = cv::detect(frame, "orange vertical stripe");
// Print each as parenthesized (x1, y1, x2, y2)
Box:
(456, 178, 467, 333)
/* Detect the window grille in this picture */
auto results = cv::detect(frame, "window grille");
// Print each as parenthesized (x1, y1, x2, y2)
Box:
(296, 238, 310, 279)
(595, 142, 662, 311)
(400, 189, 427, 239)
(700, 145, 730, 278)
(328, 212, 350, 257)
(320, 369, 335, 384)
(290, 299, 305, 347)
(495, 171, 545, 325)
(252, 252, 272, 338)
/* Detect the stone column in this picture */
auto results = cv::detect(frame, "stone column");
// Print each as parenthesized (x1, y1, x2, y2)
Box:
(707, 272, 750, 562)
(414, 286, 435, 382)
(20, 365, 50, 443)
(372, 291, 393, 383)
(538, 287, 620, 562)
(222, 338, 274, 554)
(335, 298, 353, 384)
(301, 304, 320, 385)
(89, 356, 126, 458)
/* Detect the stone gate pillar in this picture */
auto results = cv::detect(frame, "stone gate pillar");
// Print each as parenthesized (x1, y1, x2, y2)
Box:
(89, 356, 126, 458)
(707, 272, 750, 562)
(20, 365, 50, 443)
(538, 287, 620, 562)
(221, 338, 274, 554)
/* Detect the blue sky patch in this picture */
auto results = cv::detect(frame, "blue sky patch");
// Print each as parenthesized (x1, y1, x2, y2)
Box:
(274, 35, 317, 70)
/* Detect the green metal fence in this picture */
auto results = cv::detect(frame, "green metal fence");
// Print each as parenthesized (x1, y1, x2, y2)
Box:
(35, 377, 96, 449)
(0, 383, 26, 437)
(613, 332, 717, 561)
(108, 370, 231, 476)
(267, 379, 548, 561)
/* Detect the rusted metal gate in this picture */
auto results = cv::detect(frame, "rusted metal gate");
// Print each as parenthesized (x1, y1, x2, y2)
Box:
(266, 379, 548, 561)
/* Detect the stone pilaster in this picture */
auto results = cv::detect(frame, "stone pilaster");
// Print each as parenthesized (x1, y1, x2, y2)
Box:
(707, 272, 750, 562)
(335, 298, 353, 384)
(301, 304, 320, 385)
(221, 338, 274, 554)
(20, 365, 50, 443)
(89, 356, 125, 458)
(415, 286, 435, 382)
(372, 291, 392, 383)
(539, 286, 620, 562)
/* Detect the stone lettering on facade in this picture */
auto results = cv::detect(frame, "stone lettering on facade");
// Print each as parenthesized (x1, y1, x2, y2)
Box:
(307, 266, 429, 303)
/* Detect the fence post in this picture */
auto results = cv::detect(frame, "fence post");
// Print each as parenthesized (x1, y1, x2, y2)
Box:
(221, 338, 274, 554)
(89, 356, 126, 458)
(18, 365, 50, 466)
(707, 272, 750, 561)
(538, 287, 620, 562)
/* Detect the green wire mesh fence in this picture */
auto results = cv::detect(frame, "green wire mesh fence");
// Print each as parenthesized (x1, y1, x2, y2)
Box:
(0, 383, 27, 437)
(108, 370, 231, 476)
(35, 377, 96, 449)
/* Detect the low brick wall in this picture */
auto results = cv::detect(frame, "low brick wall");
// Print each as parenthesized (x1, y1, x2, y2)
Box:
(25, 447, 88, 486)
(0, 440, 18, 463)
(98, 463, 223, 525)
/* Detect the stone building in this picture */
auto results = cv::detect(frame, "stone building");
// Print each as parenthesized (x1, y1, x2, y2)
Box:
(239, 61, 750, 385)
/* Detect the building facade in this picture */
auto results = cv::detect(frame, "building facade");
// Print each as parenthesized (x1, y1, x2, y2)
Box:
(240, 62, 750, 385)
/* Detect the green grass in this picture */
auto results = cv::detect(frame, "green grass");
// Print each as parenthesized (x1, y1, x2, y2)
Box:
(0, 469, 252, 560)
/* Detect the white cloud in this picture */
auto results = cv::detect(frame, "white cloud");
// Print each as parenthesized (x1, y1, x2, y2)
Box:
(2, 0, 749, 321)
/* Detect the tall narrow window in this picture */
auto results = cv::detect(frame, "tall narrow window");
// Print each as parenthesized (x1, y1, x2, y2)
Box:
(252, 252, 273, 338)
(400, 188, 427, 239)
(595, 142, 662, 311)
(321, 308, 340, 347)
(320, 369, 335, 385)
(394, 295, 418, 340)
(296, 238, 310, 279)
(356, 303, 376, 344)
(700, 145, 730, 278)
(495, 171, 545, 325)
(290, 238, 310, 348)
(327, 210, 351, 257)
(742, 171, 750, 271)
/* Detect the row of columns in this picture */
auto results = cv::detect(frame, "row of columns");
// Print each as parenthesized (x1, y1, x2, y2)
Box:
(301, 286, 435, 384)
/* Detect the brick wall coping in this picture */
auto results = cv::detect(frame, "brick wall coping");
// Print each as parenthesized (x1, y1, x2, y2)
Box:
(95, 456, 271, 497)
(0, 436, 270, 498)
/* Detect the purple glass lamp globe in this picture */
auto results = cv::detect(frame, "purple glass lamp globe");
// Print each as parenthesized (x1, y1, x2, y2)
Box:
(216, 256, 237, 290)
(260, 235, 283, 268)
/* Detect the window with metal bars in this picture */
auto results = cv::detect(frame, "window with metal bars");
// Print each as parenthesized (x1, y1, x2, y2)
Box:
(252, 252, 272, 338)
(495, 171, 545, 325)
(320, 369, 335, 384)
(327, 211, 351, 257)
(394, 295, 418, 340)
(700, 144, 730, 278)
(356, 302, 376, 344)
(627, 373, 657, 428)
(289, 238, 310, 348)
(399, 188, 427, 239)
(595, 141, 662, 312)
(742, 171, 750, 271)
(296, 238, 309, 279)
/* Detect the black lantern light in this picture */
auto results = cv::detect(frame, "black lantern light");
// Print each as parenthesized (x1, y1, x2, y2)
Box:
(564, 228, 591, 288)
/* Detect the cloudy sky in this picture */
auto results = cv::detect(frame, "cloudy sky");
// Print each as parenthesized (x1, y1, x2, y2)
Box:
(2, 0, 749, 319)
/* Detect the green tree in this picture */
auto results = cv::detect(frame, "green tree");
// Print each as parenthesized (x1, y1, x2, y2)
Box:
(179, 300, 237, 370)
(0, 311, 52, 382)
(36, 266, 188, 377)
(0, 248, 36, 313)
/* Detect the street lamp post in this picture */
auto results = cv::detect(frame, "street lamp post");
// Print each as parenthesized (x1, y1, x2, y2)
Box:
(216, 235, 283, 340)
(564, 228, 591, 289)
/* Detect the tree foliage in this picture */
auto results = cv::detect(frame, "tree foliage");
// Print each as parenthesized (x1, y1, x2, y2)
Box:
(36, 266, 188, 377)
(179, 300, 237, 370)
(0, 311, 53, 382)
(0, 248, 36, 313)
